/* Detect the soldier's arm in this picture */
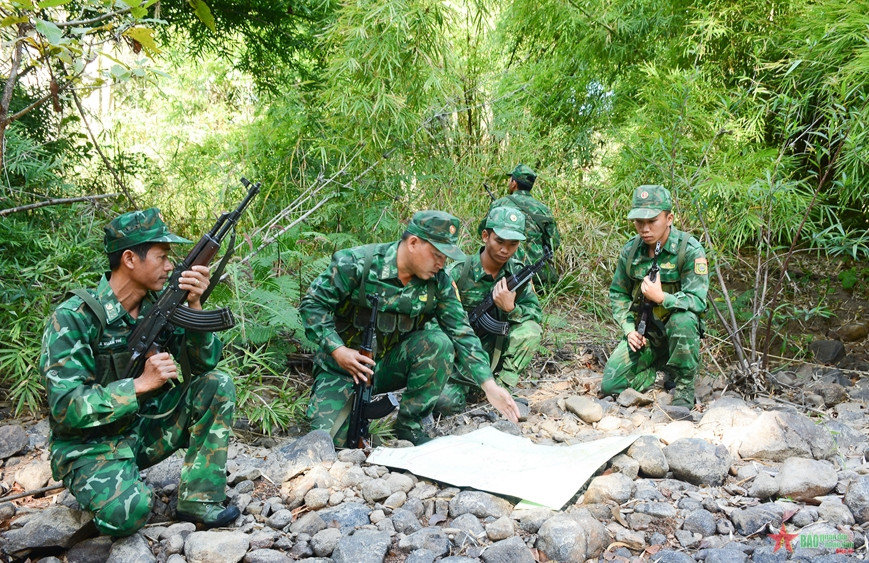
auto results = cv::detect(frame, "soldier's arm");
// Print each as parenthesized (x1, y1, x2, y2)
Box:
(609, 243, 637, 336)
(661, 240, 709, 315)
(434, 274, 493, 386)
(298, 249, 361, 355)
(40, 305, 139, 429)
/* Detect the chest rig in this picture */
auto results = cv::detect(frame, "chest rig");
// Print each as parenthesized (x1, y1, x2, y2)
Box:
(333, 244, 437, 359)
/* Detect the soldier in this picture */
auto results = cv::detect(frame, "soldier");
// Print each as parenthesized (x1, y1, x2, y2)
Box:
(39, 208, 239, 536)
(436, 207, 543, 415)
(300, 210, 520, 446)
(600, 185, 709, 407)
(484, 164, 561, 290)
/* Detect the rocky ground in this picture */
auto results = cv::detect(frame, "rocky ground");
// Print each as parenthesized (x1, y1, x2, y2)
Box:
(2, 329, 869, 563)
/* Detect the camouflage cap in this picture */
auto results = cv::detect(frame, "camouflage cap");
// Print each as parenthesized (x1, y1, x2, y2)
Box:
(406, 210, 464, 260)
(104, 208, 191, 254)
(508, 164, 536, 190)
(485, 206, 526, 241)
(627, 185, 672, 220)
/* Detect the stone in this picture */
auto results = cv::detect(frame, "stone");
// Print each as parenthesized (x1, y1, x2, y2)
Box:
(564, 395, 603, 423)
(14, 460, 51, 491)
(243, 549, 293, 563)
(448, 491, 513, 519)
(310, 528, 342, 557)
(809, 340, 846, 365)
(627, 435, 669, 478)
(316, 502, 371, 532)
(749, 472, 780, 499)
(776, 457, 838, 501)
(332, 529, 391, 563)
(535, 514, 589, 562)
(730, 503, 786, 536)
(271, 430, 337, 483)
(683, 509, 717, 537)
(106, 533, 156, 563)
(0, 425, 28, 460)
(66, 536, 113, 563)
(392, 508, 423, 534)
(484, 516, 514, 541)
(304, 488, 330, 510)
(818, 498, 855, 526)
(398, 527, 450, 556)
(267, 509, 295, 530)
(610, 453, 640, 480)
(361, 479, 391, 503)
(1, 506, 93, 555)
(583, 472, 634, 504)
(481, 535, 535, 563)
(738, 411, 834, 461)
(184, 531, 250, 563)
(617, 388, 652, 407)
(386, 473, 415, 494)
(664, 438, 732, 486)
(844, 475, 869, 523)
(836, 322, 869, 342)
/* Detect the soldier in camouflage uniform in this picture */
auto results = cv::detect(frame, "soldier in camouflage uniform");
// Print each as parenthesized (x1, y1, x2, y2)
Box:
(483, 164, 561, 290)
(39, 208, 239, 536)
(436, 207, 543, 414)
(600, 185, 709, 408)
(300, 210, 520, 446)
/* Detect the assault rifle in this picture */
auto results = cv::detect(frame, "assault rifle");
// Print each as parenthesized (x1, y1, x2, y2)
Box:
(467, 245, 554, 336)
(635, 240, 662, 337)
(346, 293, 399, 449)
(123, 177, 260, 381)
(483, 182, 497, 202)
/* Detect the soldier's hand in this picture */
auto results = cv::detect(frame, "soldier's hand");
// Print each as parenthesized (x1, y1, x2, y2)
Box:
(180, 265, 211, 309)
(134, 352, 178, 395)
(640, 274, 665, 305)
(332, 346, 375, 384)
(481, 379, 519, 423)
(492, 278, 516, 313)
(627, 330, 647, 352)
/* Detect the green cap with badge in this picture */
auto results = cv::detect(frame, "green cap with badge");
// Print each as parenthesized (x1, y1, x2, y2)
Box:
(406, 210, 464, 260)
(627, 184, 672, 220)
(104, 208, 192, 254)
(508, 164, 536, 190)
(485, 206, 526, 241)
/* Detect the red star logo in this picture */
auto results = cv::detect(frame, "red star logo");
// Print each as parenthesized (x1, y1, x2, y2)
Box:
(768, 524, 798, 553)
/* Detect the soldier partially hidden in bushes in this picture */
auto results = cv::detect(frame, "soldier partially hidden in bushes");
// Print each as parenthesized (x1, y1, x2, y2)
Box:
(600, 185, 709, 407)
(299, 210, 519, 446)
(436, 206, 543, 415)
(39, 209, 238, 536)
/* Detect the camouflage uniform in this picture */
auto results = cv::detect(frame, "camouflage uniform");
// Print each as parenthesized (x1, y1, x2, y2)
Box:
(300, 211, 493, 446)
(601, 186, 709, 407)
(435, 250, 543, 414)
(485, 165, 561, 289)
(39, 209, 235, 536)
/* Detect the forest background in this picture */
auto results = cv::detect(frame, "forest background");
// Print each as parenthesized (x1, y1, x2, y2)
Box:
(1, 0, 868, 436)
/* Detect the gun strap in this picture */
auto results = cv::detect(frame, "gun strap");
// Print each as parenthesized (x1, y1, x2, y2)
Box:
(201, 229, 237, 304)
(70, 289, 108, 328)
(490, 334, 505, 372)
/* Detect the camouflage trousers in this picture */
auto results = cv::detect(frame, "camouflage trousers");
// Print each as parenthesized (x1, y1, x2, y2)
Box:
(63, 370, 235, 536)
(307, 328, 452, 447)
(435, 320, 542, 415)
(601, 311, 701, 407)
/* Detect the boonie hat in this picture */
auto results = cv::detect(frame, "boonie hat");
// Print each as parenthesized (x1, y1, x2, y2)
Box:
(627, 185, 672, 220)
(104, 208, 191, 254)
(508, 164, 536, 190)
(485, 206, 526, 241)
(406, 210, 464, 260)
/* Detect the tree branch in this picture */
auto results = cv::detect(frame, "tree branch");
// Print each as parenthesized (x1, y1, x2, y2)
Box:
(55, 7, 133, 28)
(0, 193, 119, 217)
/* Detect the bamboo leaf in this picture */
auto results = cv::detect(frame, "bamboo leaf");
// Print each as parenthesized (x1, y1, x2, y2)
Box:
(187, 0, 216, 33)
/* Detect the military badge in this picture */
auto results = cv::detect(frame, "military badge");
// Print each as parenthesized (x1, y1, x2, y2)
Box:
(449, 225, 456, 234)
(694, 258, 708, 275)
(640, 191, 649, 199)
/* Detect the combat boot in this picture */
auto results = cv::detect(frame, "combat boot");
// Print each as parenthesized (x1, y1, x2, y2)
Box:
(176, 500, 240, 528)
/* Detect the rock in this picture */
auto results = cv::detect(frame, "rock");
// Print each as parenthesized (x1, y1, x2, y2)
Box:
(406, 549, 438, 563)
(481, 535, 535, 563)
(704, 548, 748, 563)
(243, 549, 292, 563)
(609, 453, 640, 480)
(844, 475, 869, 523)
(386, 473, 415, 494)
(627, 435, 669, 478)
(398, 527, 450, 556)
(535, 511, 611, 563)
(304, 488, 330, 510)
(698, 397, 757, 429)
(448, 491, 513, 519)
(316, 502, 371, 532)
(835, 322, 869, 342)
(656, 420, 695, 444)
(748, 472, 779, 499)
(664, 438, 732, 486)
(392, 508, 422, 534)
(331, 529, 391, 563)
(361, 479, 391, 503)
(617, 388, 652, 407)
(289, 512, 326, 536)
(635, 502, 677, 519)
(648, 550, 694, 563)
(683, 509, 717, 537)
(1, 506, 93, 555)
(818, 498, 855, 526)
(485, 516, 514, 541)
(515, 508, 554, 533)
(0, 425, 28, 460)
(66, 535, 113, 563)
(730, 503, 786, 535)
(184, 531, 250, 563)
(776, 457, 838, 501)
(267, 509, 294, 530)
(105, 533, 156, 563)
(13, 460, 52, 492)
(816, 383, 849, 407)
(309, 528, 341, 558)
(738, 411, 834, 461)
(810, 340, 846, 365)
(271, 430, 337, 483)
(583, 472, 634, 504)
(564, 395, 603, 423)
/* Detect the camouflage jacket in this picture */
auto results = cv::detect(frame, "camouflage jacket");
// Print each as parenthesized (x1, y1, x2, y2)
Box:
(299, 241, 494, 385)
(447, 249, 543, 327)
(39, 274, 223, 478)
(609, 227, 709, 336)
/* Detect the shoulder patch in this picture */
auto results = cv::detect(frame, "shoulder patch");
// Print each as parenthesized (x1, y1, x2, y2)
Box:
(694, 257, 708, 275)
